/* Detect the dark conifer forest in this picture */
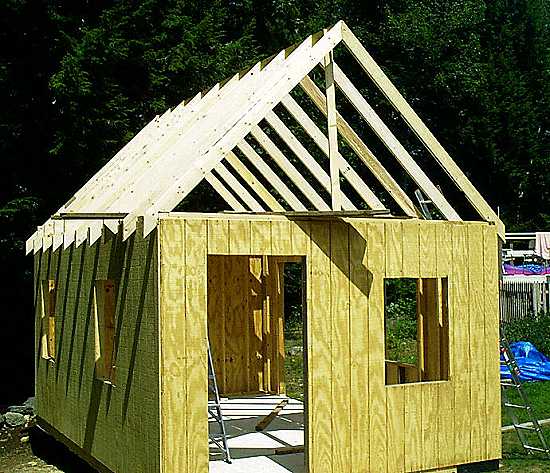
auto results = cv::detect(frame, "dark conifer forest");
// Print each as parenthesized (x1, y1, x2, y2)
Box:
(1, 0, 549, 403)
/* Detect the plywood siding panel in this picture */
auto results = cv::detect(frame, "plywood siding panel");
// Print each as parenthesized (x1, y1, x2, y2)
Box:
(421, 383, 439, 469)
(271, 219, 292, 255)
(419, 222, 437, 278)
(290, 221, 310, 255)
(308, 222, 333, 473)
(367, 221, 387, 473)
(483, 225, 502, 460)
(404, 386, 423, 472)
(452, 224, 472, 464)
(207, 219, 229, 254)
(402, 220, 420, 275)
(36, 226, 160, 473)
(184, 220, 209, 473)
(436, 225, 455, 467)
(251, 220, 272, 255)
(386, 385, 405, 473)
(329, 222, 351, 473)
(385, 220, 403, 278)
(228, 219, 251, 254)
(348, 221, 369, 472)
(467, 225, 486, 461)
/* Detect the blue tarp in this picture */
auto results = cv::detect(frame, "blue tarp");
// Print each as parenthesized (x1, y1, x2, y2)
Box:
(501, 341, 550, 382)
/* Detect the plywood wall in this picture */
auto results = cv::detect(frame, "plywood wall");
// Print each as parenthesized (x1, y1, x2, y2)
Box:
(34, 225, 160, 473)
(207, 255, 285, 395)
(158, 214, 501, 473)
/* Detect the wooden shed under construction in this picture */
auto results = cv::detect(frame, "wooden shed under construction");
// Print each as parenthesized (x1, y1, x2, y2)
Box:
(27, 21, 503, 473)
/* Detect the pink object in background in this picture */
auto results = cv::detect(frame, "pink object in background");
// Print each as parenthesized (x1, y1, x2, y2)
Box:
(535, 232, 550, 260)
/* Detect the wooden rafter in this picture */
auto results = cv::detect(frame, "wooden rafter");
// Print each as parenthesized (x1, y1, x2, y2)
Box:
(323, 50, 341, 210)
(299, 76, 419, 217)
(264, 111, 356, 211)
(237, 141, 306, 212)
(340, 22, 504, 236)
(279, 95, 386, 211)
(213, 162, 265, 211)
(331, 62, 461, 221)
(250, 126, 330, 211)
(225, 151, 285, 212)
(27, 20, 504, 253)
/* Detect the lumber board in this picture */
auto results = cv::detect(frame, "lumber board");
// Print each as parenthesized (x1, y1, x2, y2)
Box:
(324, 50, 341, 210)
(421, 383, 439, 470)
(249, 256, 264, 391)
(386, 385, 405, 472)
(367, 221, 387, 473)
(274, 445, 304, 455)
(348, 220, 369, 472)
(308, 221, 333, 472)
(207, 256, 226, 393)
(402, 220, 420, 275)
(341, 22, 505, 238)
(251, 126, 330, 211)
(225, 151, 285, 211)
(280, 94, 386, 211)
(451, 224, 471, 464)
(184, 219, 208, 473)
(205, 173, 246, 211)
(255, 399, 288, 431)
(159, 218, 187, 472)
(207, 219, 230, 254)
(250, 219, 273, 255)
(213, 162, 265, 211)
(271, 219, 292, 255)
(264, 111, 356, 210)
(404, 385, 423, 472)
(331, 63, 461, 222)
(299, 75, 418, 217)
(237, 140, 307, 211)
(130, 24, 345, 237)
(385, 220, 403, 278)
(467, 224, 486, 461)
(228, 219, 251, 254)
(290, 221, 310, 255)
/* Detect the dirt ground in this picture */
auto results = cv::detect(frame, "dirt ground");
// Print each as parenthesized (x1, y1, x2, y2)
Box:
(0, 421, 96, 473)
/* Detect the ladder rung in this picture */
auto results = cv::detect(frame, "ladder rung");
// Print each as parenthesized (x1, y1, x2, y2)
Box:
(515, 424, 538, 432)
(524, 445, 550, 453)
(504, 402, 530, 409)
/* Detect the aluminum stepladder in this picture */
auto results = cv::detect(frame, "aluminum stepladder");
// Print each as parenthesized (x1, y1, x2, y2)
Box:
(500, 330, 550, 457)
(208, 340, 232, 463)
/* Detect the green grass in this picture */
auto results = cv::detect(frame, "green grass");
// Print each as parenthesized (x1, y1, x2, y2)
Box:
(284, 335, 304, 401)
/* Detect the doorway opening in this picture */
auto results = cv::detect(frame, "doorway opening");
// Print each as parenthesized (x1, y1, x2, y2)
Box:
(207, 255, 307, 473)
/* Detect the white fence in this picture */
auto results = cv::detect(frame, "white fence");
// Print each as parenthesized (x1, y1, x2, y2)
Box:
(500, 279, 550, 323)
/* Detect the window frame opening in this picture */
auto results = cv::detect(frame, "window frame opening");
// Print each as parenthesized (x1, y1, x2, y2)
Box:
(93, 279, 117, 384)
(40, 279, 57, 361)
(384, 277, 449, 386)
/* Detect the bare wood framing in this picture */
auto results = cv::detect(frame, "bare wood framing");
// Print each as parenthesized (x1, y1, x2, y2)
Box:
(279, 95, 386, 210)
(213, 162, 265, 211)
(225, 151, 285, 211)
(341, 23, 504, 237)
(237, 140, 307, 211)
(264, 111, 356, 210)
(250, 126, 331, 211)
(204, 174, 246, 211)
(323, 50, 341, 210)
(299, 76, 419, 217)
(331, 63, 461, 222)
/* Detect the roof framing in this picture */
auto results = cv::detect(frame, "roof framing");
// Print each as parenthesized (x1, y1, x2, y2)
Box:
(27, 20, 503, 254)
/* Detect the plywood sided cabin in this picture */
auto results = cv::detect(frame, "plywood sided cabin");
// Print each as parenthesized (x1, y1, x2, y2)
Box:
(33, 214, 501, 473)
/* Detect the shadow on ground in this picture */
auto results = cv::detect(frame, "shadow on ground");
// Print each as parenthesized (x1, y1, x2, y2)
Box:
(30, 426, 98, 473)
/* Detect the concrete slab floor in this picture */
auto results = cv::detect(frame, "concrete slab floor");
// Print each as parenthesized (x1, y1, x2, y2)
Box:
(209, 394, 305, 473)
